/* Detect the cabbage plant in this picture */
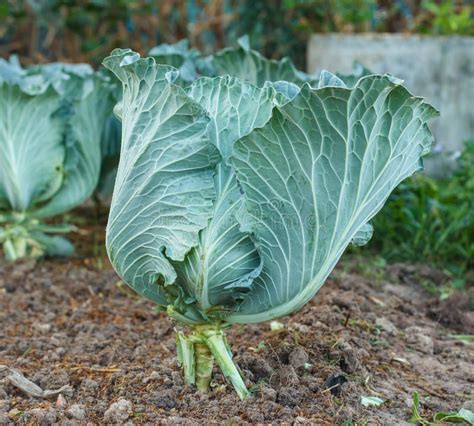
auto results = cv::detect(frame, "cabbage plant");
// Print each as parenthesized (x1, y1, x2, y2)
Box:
(147, 36, 319, 86)
(103, 48, 437, 399)
(0, 58, 115, 260)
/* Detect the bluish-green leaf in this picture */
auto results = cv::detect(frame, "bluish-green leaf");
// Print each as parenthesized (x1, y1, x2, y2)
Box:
(0, 83, 65, 211)
(31, 232, 74, 257)
(229, 77, 438, 323)
(149, 40, 200, 83)
(361, 396, 385, 407)
(33, 76, 113, 218)
(103, 49, 220, 304)
(173, 76, 275, 309)
(352, 223, 374, 246)
(433, 409, 474, 425)
(213, 36, 311, 87)
(318, 70, 347, 88)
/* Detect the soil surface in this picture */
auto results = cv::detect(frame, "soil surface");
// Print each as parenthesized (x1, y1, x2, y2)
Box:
(0, 213, 473, 425)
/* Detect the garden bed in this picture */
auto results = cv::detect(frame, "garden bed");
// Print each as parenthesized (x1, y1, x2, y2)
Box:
(0, 214, 472, 425)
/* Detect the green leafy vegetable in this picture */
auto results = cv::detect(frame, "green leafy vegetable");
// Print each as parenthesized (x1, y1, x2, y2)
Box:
(148, 35, 318, 87)
(228, 76, 436, 323)
(434, 409, 474, 425)
(99, 37, 365, 201)
(103, 47, 437, 399)
(0, 59, 116, 260)
(409, 392, 432, 425)
(361, 396, 385, 407)
(213, 35, 315, 86)
(409, 392, 474, 425)
(103, 50, 220, 305)
(149, 39, 203, 84)
(174, 76, 276, 310)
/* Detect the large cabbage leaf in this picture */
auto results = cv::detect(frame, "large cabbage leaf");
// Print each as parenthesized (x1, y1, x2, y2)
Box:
(26, 62, 95, 97)
(0, 60, 113, 217)
(34, 75, 114, 218)
(0, 81, 65, 212)
(228, 76, 438, 323)
(172, 76, 276, 309)
(103, 49, 220, 304)
(213, 36, 314, 87)
(149, 39, 201, 83)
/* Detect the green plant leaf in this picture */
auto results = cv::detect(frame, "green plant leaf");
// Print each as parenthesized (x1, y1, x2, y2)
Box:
(213, 36, 313, 87)
(149, 39, 200, 83)
(103, 49, 220, 304)
(352, 223, 374, 246)
(31, 232, 74, 257)
(0, 83, 65, 212)
(318, 70, 346, 88)
(34, 75, 113, 218)
(172, 76, 276, 309)
(434, 408, 474, 425)
(409, 392, 435, 425)
(229, 76, 437, 323)
(361, 396, 385, 407)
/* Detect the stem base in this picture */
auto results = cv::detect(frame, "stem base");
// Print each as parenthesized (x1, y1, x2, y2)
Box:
(175, 323, 249, 399)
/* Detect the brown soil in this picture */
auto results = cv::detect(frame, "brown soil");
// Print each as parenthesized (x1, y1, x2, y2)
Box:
(0, 215, 473, 425)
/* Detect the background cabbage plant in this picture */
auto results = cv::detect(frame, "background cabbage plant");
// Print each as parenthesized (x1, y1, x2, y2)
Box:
(103, 47, 437, 399)
(0, 58, 116, 260)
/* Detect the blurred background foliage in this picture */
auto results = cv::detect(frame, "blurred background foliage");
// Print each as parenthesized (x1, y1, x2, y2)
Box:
(1, 0, 472, 69)
(369, 141, 474, 284)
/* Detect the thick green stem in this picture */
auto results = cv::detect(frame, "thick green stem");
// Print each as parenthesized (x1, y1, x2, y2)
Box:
(3, 237, 28, 261)
(0, 218, 73, 261)
(175, 323, 249, 399)
(3, 239, 18, 261)
(204, 330, 249, 400)
(176, 332, 196, 385)
(194, 341, 214, 392)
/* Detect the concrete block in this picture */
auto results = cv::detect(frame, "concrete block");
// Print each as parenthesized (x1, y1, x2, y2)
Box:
(307, 34, 474, 152)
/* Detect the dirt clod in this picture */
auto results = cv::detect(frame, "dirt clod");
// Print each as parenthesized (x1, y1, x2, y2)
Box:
(0, 413, 11, 425)
(338, 341, 361, 373)
(277, 386, 303, 406)
(103, 398, 132, 423)
(289, 347, 309, 369)
(0, 399, 10, 413)
(405, 326, 434, 354)
(376, 317, 398, 335)
(259, 385, 277, 401)
(273, 365, 299, 387)
(30, 408, 57, 425)
(147, 389, 176, 410)
(67, 404, 86, 420)
(241, 354, 273, 379)
(81, 379, 98, 391)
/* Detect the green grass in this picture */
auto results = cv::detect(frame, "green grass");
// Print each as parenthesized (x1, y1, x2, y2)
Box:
(354, 141, 474, 293)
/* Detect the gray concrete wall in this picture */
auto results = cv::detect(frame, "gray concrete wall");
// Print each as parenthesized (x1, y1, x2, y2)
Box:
(307, 34, 474, 152)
